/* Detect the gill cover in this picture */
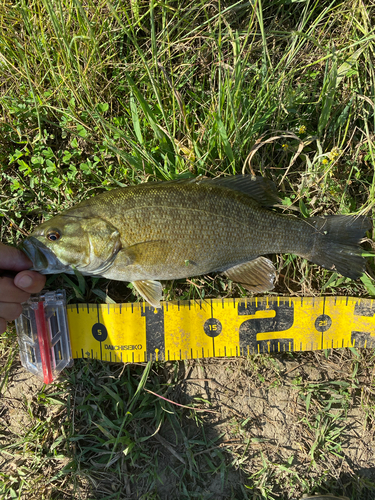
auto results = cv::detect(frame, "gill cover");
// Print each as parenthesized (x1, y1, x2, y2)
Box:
(23, 216, 122, 275)
(80, 217, 122, 274)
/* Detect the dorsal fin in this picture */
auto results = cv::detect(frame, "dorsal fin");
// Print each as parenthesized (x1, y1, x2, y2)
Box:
(206, 175, 281, 207)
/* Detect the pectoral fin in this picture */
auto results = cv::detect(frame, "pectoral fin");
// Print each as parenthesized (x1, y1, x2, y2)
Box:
(224, 257, 276, 292)
(133, 280, 163, 308)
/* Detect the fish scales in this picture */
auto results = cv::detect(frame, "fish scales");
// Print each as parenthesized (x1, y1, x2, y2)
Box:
(70, 182, 311, 277)
(21, 176, 372, 307)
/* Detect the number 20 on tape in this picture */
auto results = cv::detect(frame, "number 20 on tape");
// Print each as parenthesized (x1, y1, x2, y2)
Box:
(66, 296, 375, 363)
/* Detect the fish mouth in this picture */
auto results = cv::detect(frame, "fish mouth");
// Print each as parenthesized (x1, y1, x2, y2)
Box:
(20, 237, 72, 274)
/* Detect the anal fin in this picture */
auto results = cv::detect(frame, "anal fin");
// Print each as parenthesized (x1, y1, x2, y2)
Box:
(133, 280, 163, 308)
(223, 257, 276, 292)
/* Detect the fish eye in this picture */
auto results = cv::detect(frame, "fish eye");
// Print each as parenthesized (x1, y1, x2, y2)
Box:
(46, 230, 61, 242)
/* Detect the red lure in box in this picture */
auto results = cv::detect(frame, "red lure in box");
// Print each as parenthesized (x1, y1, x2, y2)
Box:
(15, 290, 73, 384)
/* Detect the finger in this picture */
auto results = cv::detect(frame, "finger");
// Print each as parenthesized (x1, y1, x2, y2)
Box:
(0, 303, 23, 321)
(0, 242, 32, 271)
(14, 271, 46, 294)
(0, 277, 30, 303)
(0, 318, 7, 335)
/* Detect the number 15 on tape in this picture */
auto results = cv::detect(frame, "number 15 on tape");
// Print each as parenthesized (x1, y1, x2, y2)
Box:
(15, 291, 375, 383)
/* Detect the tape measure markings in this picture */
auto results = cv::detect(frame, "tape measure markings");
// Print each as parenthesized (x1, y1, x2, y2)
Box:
(66, 297, 375, 363)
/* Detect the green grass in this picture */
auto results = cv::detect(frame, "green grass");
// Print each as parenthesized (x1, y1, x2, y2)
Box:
(1, 0, 375, 498)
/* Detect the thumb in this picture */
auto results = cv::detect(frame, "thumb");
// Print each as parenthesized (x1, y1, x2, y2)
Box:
(14, 270, 46, 293)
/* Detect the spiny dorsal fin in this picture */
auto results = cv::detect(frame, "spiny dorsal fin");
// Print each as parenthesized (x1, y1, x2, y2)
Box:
(134, 175, 281, 207)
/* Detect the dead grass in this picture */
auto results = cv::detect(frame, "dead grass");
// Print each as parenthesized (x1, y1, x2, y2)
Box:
(2, 327, 375, 499)
(1, 0, 375, 498)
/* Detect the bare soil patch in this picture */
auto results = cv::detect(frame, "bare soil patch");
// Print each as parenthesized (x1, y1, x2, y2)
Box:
(1, 347, 375, 499)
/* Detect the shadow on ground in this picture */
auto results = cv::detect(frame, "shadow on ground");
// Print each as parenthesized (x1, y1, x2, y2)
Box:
(2, 348, 375, 499)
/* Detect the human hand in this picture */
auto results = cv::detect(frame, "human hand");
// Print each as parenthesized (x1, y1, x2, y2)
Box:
(0, 242, 46, 334)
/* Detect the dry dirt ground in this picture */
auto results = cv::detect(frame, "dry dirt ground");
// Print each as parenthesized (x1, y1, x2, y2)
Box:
(2, 347, 375, 499)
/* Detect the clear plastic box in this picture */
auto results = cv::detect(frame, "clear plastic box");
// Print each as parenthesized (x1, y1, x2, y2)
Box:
(15, 290, 73, 383)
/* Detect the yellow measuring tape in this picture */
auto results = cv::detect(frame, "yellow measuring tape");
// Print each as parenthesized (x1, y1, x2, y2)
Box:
(66, 296, 375, 362)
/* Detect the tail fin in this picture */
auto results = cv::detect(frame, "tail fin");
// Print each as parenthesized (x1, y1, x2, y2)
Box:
(308, 215, 372, 280)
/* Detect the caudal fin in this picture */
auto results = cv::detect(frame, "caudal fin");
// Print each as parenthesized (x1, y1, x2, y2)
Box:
(308, 215, 372, 280)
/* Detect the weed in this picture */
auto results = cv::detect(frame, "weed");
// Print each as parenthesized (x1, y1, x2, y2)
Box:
(1, 0, 375, 498)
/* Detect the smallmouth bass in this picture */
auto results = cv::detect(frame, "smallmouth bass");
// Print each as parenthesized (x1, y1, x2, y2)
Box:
(21, 176, 372, 307)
